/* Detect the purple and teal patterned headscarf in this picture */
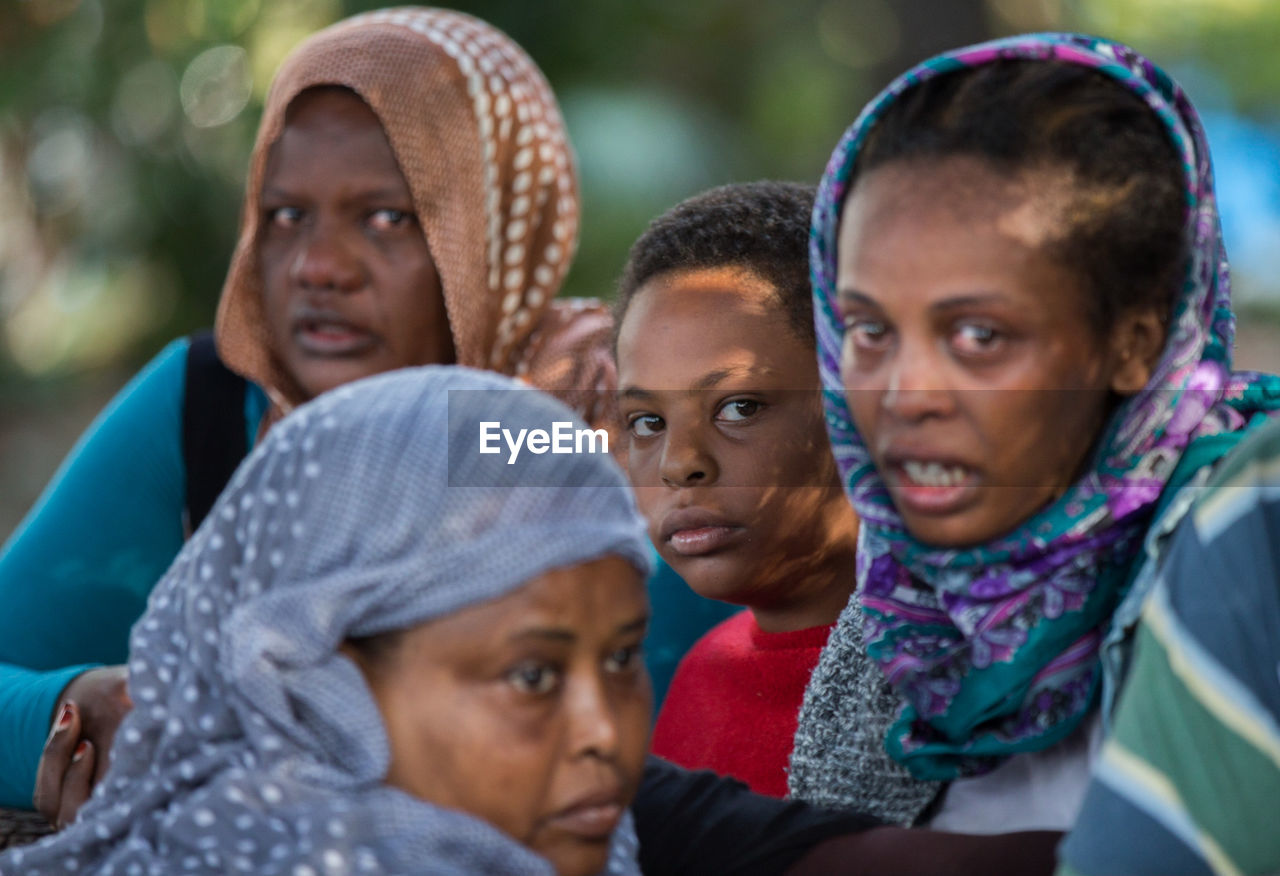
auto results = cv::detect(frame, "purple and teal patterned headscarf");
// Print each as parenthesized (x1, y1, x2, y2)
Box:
(809, 33, 1280, 780)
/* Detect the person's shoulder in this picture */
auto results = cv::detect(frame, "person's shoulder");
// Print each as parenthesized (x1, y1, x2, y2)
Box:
(544, 297, 612, 325)
(670, 609, 757, 676)
(523, 299, 614, 366)
(517, 298, 617, 427)
(1204, 414, 1280, 491)
(95, 336, 192, 415)
(1192, 415, 1280, 540)
(146, 336, 195, 376)
(688, 610, 754, 655)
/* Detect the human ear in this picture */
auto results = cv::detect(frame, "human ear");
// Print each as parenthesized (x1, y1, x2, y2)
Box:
(338, 641, 373, 677)
(339, 631, 406, 682)
(1108, 308, 1166, 395)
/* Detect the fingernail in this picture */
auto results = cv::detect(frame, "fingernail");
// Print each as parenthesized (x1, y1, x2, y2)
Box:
(57, 704, 73, 730)
(71, 740, 89, 762)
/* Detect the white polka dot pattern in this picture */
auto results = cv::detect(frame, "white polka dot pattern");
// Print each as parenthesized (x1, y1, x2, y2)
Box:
(0, 367, 648, 874)
(215, 8, 610, 432)
(332, 7, 579, 372)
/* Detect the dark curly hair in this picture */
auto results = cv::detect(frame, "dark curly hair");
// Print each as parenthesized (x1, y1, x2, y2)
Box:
(852, 59, 1187, 332)
(615, 181, 817, 345)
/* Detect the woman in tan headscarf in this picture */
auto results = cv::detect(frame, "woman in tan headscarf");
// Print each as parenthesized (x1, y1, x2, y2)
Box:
(0, 7, 616, 827)
(222, 6, 614, 424)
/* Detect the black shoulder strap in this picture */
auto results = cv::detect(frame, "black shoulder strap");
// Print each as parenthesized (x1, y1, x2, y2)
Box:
(182, 331, 250, 535)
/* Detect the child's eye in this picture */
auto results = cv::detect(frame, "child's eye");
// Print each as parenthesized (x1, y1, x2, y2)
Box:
(604, 644, 643, 673)
(715, 399, 762, 422)
(265, 206, 304, 228)
(506, 661, 561, 696)
(627, 413, 664, 438)
(367, 208, 415, 232)
(952, 322, 1004, 356)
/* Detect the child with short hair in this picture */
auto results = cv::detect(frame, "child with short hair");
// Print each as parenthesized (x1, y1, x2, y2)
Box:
(614, 182, 860, 797)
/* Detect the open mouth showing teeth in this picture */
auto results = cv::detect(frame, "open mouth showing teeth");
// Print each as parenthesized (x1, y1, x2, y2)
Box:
(901, 460, 969, 488)
(303, 319, 357, 335)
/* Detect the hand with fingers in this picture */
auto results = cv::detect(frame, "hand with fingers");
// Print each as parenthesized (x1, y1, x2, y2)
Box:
(32, 665, 132, 829)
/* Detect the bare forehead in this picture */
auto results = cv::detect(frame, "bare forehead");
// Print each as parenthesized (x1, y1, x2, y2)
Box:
(842, 156, 1078, 250)
(634, 266, 780, 317)
(410, 559, 646, 650)
(264, 88, 406, 186)
(278, 87, 386, 142)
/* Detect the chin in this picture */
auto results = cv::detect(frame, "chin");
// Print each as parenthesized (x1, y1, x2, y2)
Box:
(663, 555, 752, 605)
(899, 512, 1007, 549)
(295, 363, 380, 400)
(540, 840, 611, 876)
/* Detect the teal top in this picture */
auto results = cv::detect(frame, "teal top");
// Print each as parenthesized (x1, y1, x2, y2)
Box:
(0, 338, 268, 807)
(0, 339, 727, 807)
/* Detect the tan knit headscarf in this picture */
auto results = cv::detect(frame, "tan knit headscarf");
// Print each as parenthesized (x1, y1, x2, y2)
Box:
(216, 7, 615, 425)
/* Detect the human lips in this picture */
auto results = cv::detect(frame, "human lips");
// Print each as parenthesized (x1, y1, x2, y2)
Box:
(658, 507, 746, 557)
(292, 307, 377, 356)
(882, 450, 981, 516)
(546, 788, 626, 841)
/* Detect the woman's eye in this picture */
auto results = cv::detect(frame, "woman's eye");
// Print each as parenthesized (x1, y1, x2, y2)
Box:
(507, 662, 560, 696)
(952, 322, 1003, 355)
(715, 399, 761, 422)
(604, 645, 642, 673)
(845, 317, 891, 350)
(266, 206, 303, 228)
(627, 414, 664, 438)
(367, 208, 414, 231)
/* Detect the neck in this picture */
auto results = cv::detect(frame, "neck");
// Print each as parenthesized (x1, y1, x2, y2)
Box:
(749, 558, 857, 633)
(749, 497, 860, 633)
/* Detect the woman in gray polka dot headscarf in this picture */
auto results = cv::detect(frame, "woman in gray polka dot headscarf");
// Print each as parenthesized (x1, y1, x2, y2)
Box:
(0, 367, 653, 875)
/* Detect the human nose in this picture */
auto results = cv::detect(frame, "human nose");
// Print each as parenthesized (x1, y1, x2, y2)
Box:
(289, 222, 363, 293)
(658, 418, 718, 488)
(880, 343, 955, 422)
(566, 674, 620, 761)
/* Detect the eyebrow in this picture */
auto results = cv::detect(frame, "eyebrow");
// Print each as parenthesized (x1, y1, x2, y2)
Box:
(508, 615, 650, 644)
(836, 289, 876, 309)
(836, 289, 1012, 312)
(617, 616, 649, 636)
(618, 386, 654, 401)
(692, 367, 754, 390)
(259, 185, 413, 203)
(928, 293, 1012, 312)
(259, 185, 294, 202)
(510, 629, 576, 644)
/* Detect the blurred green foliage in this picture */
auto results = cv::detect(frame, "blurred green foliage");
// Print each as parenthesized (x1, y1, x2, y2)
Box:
(0, 0, 990, 386)
(1, 0, 1278, 384)
(1078, 0, 1280, 114)
(2, 0, 1280, 389)
(5, 0, 1280, 533)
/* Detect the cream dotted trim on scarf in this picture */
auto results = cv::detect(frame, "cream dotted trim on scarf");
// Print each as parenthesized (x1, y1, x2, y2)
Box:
(339, 8, 578, 372)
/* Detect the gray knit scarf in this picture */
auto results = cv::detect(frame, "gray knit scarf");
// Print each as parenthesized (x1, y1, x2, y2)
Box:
(788, 587, 942, 826)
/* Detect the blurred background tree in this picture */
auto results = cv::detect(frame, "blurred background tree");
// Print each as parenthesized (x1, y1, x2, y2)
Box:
(3, 0, 1280, 532)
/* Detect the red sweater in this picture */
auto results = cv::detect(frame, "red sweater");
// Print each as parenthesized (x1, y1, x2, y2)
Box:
(650, 610, 834, 798)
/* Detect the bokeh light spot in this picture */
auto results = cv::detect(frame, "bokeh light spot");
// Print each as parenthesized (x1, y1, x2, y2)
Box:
(180, 45, 252, 128)
(112, 59, 180, 147)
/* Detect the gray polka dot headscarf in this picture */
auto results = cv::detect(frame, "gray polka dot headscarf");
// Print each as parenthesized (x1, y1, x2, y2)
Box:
(2, 367, 650, 875)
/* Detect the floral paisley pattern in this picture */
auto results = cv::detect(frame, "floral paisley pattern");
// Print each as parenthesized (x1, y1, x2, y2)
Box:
(809, 33, 1280, 780)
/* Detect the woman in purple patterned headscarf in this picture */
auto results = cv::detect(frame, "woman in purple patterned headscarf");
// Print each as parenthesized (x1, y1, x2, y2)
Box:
(789, 33, 1280, 831)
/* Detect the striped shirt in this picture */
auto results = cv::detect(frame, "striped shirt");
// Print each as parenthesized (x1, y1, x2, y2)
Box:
(1058, 419, 1280, 876)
